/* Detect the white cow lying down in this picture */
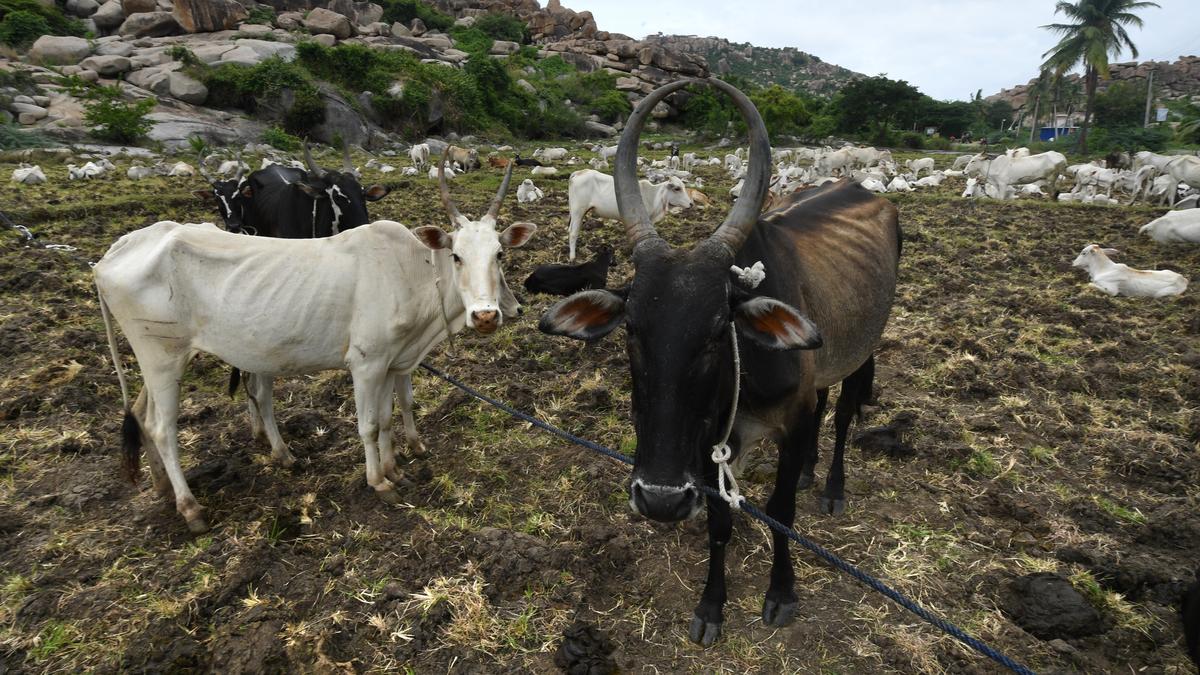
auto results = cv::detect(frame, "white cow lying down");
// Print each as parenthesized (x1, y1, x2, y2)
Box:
(96, 208, 535, 531)
(1072, 244, 1187, 298)
(566, 169, 692, 261)
(1139, 209, 1200, 243)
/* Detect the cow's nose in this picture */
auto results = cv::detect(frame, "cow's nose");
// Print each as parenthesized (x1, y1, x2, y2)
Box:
(630, 479, 700, 523)
(471, 310, 499, 334)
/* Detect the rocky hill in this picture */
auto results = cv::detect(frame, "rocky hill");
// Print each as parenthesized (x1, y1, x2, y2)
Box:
(986, 55, 1200, 110)
(641, 35, 862, 97)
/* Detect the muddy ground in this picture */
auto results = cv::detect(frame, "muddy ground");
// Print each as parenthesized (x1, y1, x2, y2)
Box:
(0, 144, 1197, 674)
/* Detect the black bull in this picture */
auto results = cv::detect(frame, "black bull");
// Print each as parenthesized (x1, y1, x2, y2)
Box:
(539, 78, 901, 646)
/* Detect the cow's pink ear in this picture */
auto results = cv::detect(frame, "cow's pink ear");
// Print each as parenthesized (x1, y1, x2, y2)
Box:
(240, 185, 253, 198)
(733, 296, 822, 351)
(364, 184, 389, 201)
(500, 222, 536, 248)
(539, 290, 624, 342)
(413, 226, 452, 250)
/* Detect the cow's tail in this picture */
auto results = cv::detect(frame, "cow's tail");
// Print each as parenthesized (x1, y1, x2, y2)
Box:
(228, 367, 241, 398)
(98, 282, 141, 483)
(844, 356, 876, 424)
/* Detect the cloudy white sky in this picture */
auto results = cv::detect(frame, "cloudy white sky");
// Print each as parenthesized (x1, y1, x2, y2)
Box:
(563, 0, 1198, 100)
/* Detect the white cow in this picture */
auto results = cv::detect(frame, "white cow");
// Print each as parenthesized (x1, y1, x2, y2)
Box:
(906, 157, 935, 177)
(962, 177, 984, 198)
(531, 165, 557, 176)
(951, 154, 974, 171)
(96, 169, 536, 533)
(409, 143, 430, 169)
(516, 178, 543, 203)
(860, 177, 887, 193)
(429, 165, 455, 180)
(971, 151, 1067, 198)
(534, 147, 569, 162)
(595, 144, 618, 165)
(167, 162, 195, 177)
(1005, 147, 1031, 158)
(1164, 156, 1200, 206)
(1133, 150, 1177, 173)
(886, 176, 913, 193)
(1072, 244, 1187, 298)
(913, 173, 945, 188)
(10, 165, 46, 184)
(1139, 209, 1200, 243)
(818, 147, 854, 176)
(126, 165, 154, 181)
(566, 169, 692, 261)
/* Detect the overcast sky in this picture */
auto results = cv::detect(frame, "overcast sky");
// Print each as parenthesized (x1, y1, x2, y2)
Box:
(563, 0, 1198, 101)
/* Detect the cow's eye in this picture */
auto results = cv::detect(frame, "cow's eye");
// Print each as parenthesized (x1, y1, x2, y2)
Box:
(452, 254, 462, 265)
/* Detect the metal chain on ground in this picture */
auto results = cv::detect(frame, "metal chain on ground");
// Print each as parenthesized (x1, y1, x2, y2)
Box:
(417, 362, 1037, 675)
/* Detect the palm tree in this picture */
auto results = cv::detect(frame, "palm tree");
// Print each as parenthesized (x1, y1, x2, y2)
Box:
(1041, 0, 1159, 154)
(1026, 70, 1055, 144)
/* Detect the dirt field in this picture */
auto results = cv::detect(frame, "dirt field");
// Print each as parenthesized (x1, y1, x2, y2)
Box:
(1, 145, 1197, 674)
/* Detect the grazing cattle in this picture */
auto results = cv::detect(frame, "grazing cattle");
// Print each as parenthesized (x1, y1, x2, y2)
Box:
(531, 165, 557, 176)
(446, 145, 480, 171)
(1138, 209, 1200, 243)
(524, 244, 613, 296)
(595, 144, 618, 165)
(1005, 147, 1031, 158)
(516, 178, 544, 203)
(818, 147, 853, 176)
(241, 143, 390, 239)
(566, 169, 693, 261)
(885, 176, 913, 193)
(1072, 244, 1187, 298)
(539, 78, 900, 645)
(127, 165, 154, 181)
(534, 147, 569, 162)
(971, 151, 1067, 198)
(488, 156, 511, 169)
(409, 143, 430, 169)
(1164, 156, 1200, 206)
(514, 154, 544, 167)
(1133, 150, 1176, 173)
(10, 165, 45, 184)
(194, 154, 249, 232)
(906, 157, 935, 177)
(430, 164, 456, 180)
(96, 160, 535, 533)
(951, 154, 974, 171)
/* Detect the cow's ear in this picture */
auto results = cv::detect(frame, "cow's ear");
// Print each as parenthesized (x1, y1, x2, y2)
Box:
(364, 184, 389, 201)
(732, 295, 822, 351)
(192, 189, 214, 201)
(499, 222, 536, 248)
(539, 290, 625, 342)
(239, 185, 253, 198)
(296, 182, 325, 199)
(413, 226, 452, 250)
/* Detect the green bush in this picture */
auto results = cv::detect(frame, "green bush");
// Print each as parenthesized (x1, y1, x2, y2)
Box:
(261, 125, 300, 151)
(899, 131, 924, 149)
(0, 67, 36, 94)
(0, 9, 48, 47)
(0, 122, 55, 150)
(283, 87, 325, 134)
(167, 45, 200, 66)
(449, 25, 492, 55)
(473, 12, 527, 43)
(1086, 125, 1172, 154)
(803, 114, 836, 140)
(245, 4, 275, 25)
(924, 134, 952, 151)
(0, 0, 83, 38)
(379, 0, 452, 30)
(82, 86, 156, 143)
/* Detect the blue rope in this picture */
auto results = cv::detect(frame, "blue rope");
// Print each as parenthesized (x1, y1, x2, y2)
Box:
(418, 363, 1037, 675)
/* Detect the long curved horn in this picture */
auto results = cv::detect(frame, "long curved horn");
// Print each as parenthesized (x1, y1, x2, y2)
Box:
(342, 139, 354, 174)
(707, 77, 771, 254)
(486, 161, 515, 221)
(196, 150, 216, 184)
(438, 153, 463, 226)
(302, 141, 325, 179)
(615, 79, 696, 250)
(233, 149, 245, 182)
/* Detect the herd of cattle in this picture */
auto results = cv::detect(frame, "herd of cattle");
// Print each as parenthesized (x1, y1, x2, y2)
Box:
(8, 74, 1193, 654)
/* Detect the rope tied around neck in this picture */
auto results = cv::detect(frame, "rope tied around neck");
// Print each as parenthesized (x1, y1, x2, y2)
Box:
(711, 321, 744, 508)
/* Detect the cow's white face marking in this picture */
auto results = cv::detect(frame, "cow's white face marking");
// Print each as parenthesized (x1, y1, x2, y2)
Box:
(449, 218, 504, 326)
(328, 185, 346, 234)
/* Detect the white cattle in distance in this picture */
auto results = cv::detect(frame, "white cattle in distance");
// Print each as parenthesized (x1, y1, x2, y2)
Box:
(516, 178, 544, 203)
(95, 168, 536, 533)
(534, 147, 569, 162)
(1139, 209, 1200, 243)
(1072, 244, 1188, 298)
(906, 157, 936, 177)
(10, 165, 46, 184)
(566, 169, 692, 261)
(1163, 156, 1200, 206)
(409, 143, 430, 169)
(530, 165, 557, 176)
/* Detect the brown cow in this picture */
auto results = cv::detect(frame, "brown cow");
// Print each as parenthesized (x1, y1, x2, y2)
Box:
(488, 156, 511, 169)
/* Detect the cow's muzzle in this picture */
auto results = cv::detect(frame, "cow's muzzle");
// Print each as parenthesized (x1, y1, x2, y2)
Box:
(630, 478, 702, 523)
(471, 309, 499, 334)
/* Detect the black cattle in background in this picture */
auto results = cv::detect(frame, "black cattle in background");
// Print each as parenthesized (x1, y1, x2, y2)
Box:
(524, 244, 613, 296)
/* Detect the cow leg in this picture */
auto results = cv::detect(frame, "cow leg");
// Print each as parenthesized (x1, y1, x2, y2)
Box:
(246, 374, 295, 467)
(133, 387, 172, 500)
(796, 389, 829, 490)
(762, 411, 820, 627)
(351, 367, 400, 504)
(820, 357, 875, 516)
(142, 367, 207, 533)
(376, 372, 406, 485)
(690, 479, 733, 647)
(567, 213, 582, 261)
(243, 372, 267, 443)
(396, 372, 426, 458)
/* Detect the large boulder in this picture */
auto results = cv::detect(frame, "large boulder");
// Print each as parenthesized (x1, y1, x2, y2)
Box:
(126, 62, 180, 95)
(92, 1, 126, 30)
(94, 40, 133, 57)
(354, 1, 382, 25)
(172, 0, 247, 33)
(121, 0, 155, 13)
(303, 7, 352, 39)
(79, 55, 132, 76)
(66, 0, 100, 17)
(118, 11, 181, 37)
(167, 72, 207, 104)
(29, 36, 92, 65)
(275, 11, 303, 31)
(145, 111, 263, 150)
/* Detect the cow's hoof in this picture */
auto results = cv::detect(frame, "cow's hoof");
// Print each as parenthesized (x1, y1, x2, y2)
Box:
(797, 474, 815, 490)
(185, 514, 210, 534)
(818, 495, 846, 516)
(374, 483, 401, 504)
(407, 440, 428, 459)
(384, 467, 409, 486)
(688, 614, 722, 647)
(273, 452, 297, 468)
(761, 596, 798, 627)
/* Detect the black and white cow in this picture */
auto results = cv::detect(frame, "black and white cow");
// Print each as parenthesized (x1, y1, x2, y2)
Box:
(539, 78, 901, 646)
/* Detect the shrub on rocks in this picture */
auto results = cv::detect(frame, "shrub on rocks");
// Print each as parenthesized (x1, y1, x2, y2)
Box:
(81, 84, 157, 143)
(379, 0, 451, 32)
(0, 0, 85, 41)
(0, 10, 49, 48)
